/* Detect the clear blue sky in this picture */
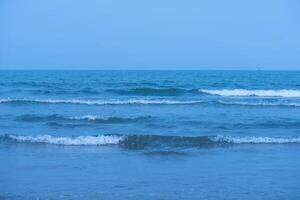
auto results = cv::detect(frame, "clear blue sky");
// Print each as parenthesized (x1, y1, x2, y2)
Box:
(0, 0, 300, 70)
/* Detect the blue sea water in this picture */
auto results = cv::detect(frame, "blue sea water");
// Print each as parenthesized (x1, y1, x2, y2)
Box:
(1, 70, 300, 200)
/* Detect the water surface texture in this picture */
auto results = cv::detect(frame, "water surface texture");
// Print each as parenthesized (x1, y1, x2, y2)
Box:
(1, 71, 300, 200)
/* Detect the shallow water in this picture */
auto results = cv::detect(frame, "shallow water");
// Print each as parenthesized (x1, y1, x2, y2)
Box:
(1, 70, 300, 200)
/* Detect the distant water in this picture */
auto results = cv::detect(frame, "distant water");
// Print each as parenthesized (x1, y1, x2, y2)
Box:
(1, 70, 300, 200)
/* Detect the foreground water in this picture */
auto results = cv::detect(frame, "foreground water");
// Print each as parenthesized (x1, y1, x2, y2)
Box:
(1, 70, 300, 200)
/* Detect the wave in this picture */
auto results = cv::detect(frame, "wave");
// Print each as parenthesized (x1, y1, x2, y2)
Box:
(1, 98, 300, 107)
(32, 88, 100, 95)
(217, 100, 300, 107)
(2, 134, 300, 149)
(4, 134, 122, 145)
(211, 135, 300, 144)
(0, 98, 204, 105)
(69, 115, 152, 123)
(183, 119, 300, 129)
(106, 87, 198, 96)
(45, 122, 90, 128)
(16, 114, 153, 123)
(200, 89, 300, 97)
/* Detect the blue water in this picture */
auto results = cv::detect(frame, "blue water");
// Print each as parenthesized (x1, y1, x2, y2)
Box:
(1, 70, 300, 200)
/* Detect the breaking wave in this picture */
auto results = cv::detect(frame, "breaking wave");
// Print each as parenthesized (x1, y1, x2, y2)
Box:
(16, 114, 153, 123)
(216, 100, 300, 107)
(4, 134, 122, 145)
(211, 135, 300, 144)
(200, 89, 300, 97)
(2, 134, 300, 149)
(0, 98, 204, 105)
(1, 98, 300, 107)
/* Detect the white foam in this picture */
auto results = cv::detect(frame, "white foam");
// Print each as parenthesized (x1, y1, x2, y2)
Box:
(212, 135, 300, 144)
(69, 115, 105, 121)
(201, 89, 300, 97)
(216, 100, 300, 107)
(0, 98, 203, 105)
(5, 134, 300, 146)
(8, 135, 123, 145)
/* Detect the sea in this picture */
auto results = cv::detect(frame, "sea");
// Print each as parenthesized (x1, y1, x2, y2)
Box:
(1, 70, 300, 200)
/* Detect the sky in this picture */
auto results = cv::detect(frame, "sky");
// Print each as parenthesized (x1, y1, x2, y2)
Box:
(0, 0, 300, 70)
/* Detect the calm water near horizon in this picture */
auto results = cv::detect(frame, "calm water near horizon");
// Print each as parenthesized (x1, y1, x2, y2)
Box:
(1, 70, 300, 200)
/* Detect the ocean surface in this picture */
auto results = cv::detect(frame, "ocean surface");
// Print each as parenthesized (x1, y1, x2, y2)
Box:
(1, 70, 300, 200)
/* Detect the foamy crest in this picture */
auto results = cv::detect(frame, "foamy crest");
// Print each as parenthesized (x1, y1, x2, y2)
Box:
(216, 100, 300, 107)
(8, 135, 123, 145)
(69, 115, 103, 121)
(212, 135, 300, 144)
(0, 98, 203, 105)
(201, 89, 300, 97)
(3, 134, 300, 147)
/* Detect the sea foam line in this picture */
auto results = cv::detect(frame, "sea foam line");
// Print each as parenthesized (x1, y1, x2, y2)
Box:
(1, 98, 300, 107)
(15, 114, 153, 123)
(212, 135, 300, 144)
(68, 115, 148, 121)
(216, 100, 300, 107)
(7, 135, 123, 145)
(0, 98, 203, 105)
(200, 89, 300, 97)
(3, 134, 300, 146)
